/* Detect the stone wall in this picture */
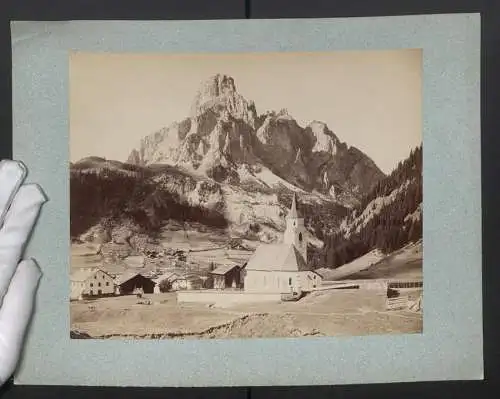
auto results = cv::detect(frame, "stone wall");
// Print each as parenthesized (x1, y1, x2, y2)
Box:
(177, 290, 282, 305)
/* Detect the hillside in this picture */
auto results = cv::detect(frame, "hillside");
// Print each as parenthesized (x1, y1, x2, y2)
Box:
(316, 240, 422, 281)
(70, 158, 350, 252)
(316, 145, 423, 270)
(70, 161, 228, 240)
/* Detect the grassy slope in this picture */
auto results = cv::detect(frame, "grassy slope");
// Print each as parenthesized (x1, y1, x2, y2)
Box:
(317, 240, 422, 281)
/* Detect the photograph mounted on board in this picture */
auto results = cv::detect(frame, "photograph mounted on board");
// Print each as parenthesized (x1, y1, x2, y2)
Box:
(69, 50, 423, 340)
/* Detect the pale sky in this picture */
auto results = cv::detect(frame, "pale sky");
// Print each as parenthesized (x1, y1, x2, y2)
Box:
(69, 49, 422, 174)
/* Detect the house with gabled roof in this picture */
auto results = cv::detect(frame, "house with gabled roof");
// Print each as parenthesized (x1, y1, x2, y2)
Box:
(114, 272, 156, 295)
(70, 268, 115, 300)
(154, 271, 182, 284)
(153, 271, 182, 293)
(243, 193, 323, 295)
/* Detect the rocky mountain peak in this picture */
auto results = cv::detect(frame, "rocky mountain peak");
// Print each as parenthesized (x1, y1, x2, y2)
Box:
(127, 74, 386, 202)
(190, 74, 257, 127)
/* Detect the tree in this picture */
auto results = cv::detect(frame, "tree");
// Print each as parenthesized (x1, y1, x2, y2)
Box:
(203, 276, 214, 289)
(407, 221, 416, 243)
(408, 218, 422, 242)
(159, 279, 172, 292)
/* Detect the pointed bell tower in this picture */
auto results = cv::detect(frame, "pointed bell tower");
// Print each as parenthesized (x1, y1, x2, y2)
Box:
(284, 193, 307, 262)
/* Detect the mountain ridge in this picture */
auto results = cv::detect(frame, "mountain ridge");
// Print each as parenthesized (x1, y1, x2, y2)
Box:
(126, 73, 386, 200)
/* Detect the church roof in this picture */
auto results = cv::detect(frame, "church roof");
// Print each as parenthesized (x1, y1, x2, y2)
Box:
(287, 193, 301, 219)
(245, 243, 310, 272)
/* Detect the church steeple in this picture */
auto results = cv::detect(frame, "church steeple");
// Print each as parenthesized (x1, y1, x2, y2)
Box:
(284, 192, 307, 262)
(288, 193, 299, 219)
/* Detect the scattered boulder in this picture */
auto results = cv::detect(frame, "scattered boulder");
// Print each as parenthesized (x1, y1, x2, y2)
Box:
(80, 225, 112, 244)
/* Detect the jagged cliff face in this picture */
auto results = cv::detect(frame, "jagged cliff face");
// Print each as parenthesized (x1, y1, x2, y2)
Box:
(127, 73, 385, 200)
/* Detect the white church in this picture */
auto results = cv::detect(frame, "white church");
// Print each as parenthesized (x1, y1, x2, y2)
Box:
(243, 193, 323, 295)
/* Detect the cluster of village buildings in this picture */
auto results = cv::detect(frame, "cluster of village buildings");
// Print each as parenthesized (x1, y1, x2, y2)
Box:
(70, 193, 324, 301)
(69, 267, 201, 301)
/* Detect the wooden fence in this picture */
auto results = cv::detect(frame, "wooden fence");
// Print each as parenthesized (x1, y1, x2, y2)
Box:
(386, 295, 409, 311)
(387, 280, 423, 290)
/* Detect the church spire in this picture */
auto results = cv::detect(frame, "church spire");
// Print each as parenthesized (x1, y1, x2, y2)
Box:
(288, 193, 299, 219)
(284, 192, 307, 262)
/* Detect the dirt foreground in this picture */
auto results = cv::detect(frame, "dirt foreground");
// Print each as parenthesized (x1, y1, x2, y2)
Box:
(70, 289, 423, 339)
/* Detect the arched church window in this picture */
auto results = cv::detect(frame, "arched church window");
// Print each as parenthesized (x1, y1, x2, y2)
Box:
(299, 232, 303, 242)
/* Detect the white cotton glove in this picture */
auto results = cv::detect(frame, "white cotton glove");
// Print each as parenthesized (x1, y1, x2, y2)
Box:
(0, 160, 46, 386)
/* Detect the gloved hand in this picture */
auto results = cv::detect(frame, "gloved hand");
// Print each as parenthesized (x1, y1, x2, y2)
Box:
(0, 160, 46, 385)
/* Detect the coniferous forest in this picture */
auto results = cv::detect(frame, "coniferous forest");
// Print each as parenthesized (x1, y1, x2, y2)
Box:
(70, 165, 229, 239)
(311, 144, 423, 270)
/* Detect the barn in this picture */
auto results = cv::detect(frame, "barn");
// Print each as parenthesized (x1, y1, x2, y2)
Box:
(209, 264, 243, 290)
(115, 272, 156, 295)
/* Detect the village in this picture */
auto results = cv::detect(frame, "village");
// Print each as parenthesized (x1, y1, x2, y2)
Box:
(70, 194, 423, 339)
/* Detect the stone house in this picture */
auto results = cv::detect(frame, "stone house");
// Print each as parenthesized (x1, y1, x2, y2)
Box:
(70, 268, 115, 300)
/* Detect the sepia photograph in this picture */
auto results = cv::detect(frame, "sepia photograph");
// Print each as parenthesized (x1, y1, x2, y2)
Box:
(69, 50, 423, 340)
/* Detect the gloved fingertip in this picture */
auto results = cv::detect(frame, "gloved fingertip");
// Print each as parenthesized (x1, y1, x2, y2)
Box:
(0, 159, 27, 180)
(12, 159, 28, 176)
(19, 258, 43, 283)
(18, 183, 48, 205)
